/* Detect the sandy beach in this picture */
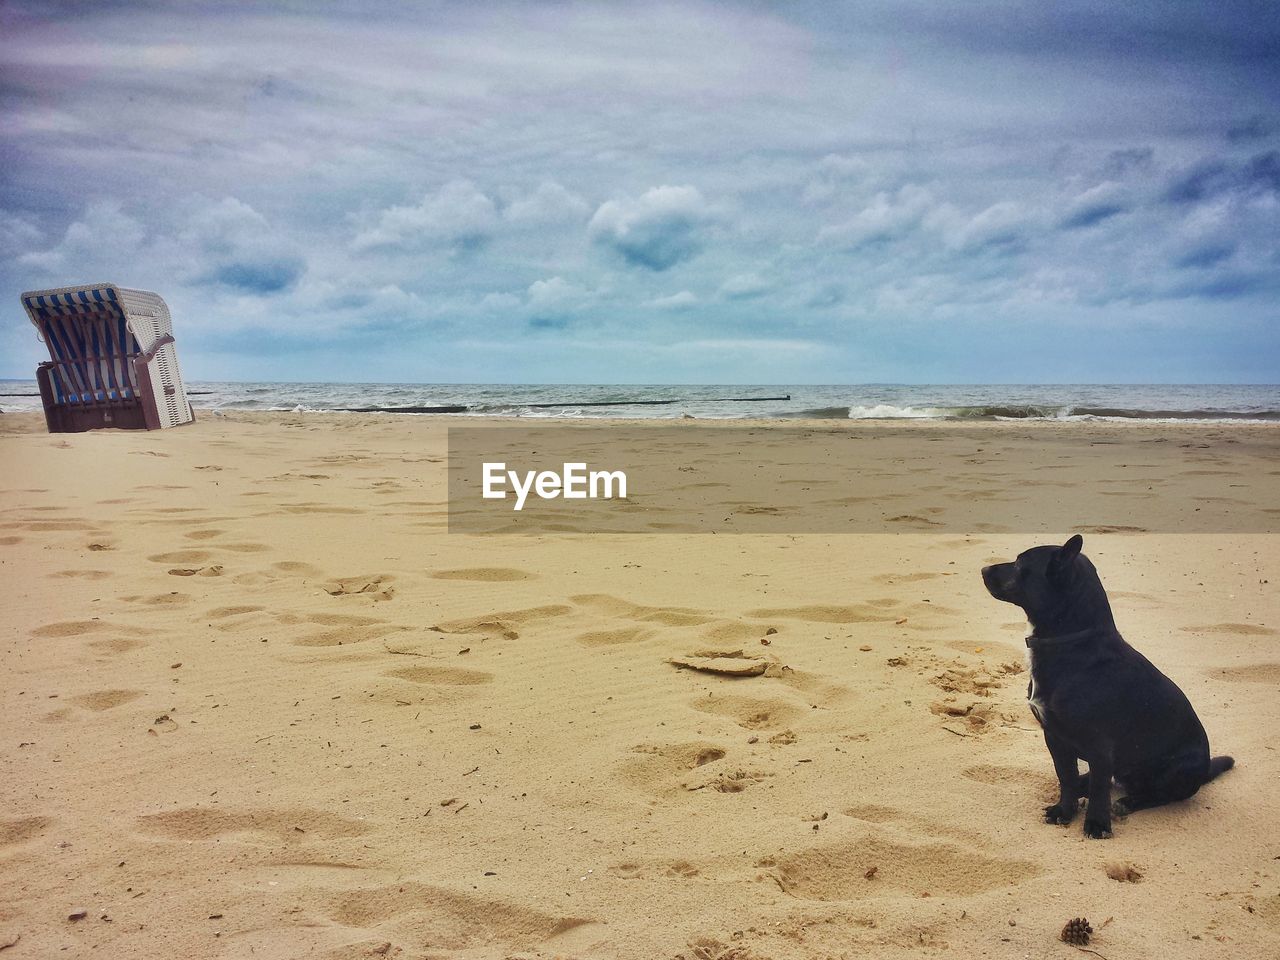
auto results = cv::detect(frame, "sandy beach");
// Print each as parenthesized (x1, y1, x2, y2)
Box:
(1, 411, 1277, 959)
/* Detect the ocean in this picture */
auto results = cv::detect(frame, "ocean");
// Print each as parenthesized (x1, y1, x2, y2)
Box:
(2, 381, 1278, 422)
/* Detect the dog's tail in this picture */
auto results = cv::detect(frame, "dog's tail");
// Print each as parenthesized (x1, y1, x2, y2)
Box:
(1206, 755, 1235, 782)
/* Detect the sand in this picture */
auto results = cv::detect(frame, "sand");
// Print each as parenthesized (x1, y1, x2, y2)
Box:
(1, 411, 1277, 959)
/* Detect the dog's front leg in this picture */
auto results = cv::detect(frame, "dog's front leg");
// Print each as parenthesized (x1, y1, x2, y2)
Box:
(1082, 750, 1114, 839)
(1042, 730, 1081, 825)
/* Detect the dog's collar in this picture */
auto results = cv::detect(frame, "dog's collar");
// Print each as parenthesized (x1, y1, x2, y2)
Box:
(1025, 628, 1097, 649)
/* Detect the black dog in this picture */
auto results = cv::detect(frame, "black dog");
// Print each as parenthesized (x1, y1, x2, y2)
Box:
(982, 535, 1233, 838)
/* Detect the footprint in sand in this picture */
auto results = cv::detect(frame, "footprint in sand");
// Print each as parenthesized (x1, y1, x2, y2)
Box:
(296, 612, 410, 647)
(685, 767, 774, 794)
(1209, 663, 1280, 683)
(840, 803, 901, 824)
(691, 693, 806, 730)
(699, 621, 777, 644)
(322, 574, 396, 600)
(275, 560, 325, 576)
(48, 569, 114, 581)
(279, 503, 366, 515)
(384, 665, 493, 685)
(430, 567, 534, 582)
(184, 528, 225, 540)
(571, 594, 715, 626)
(72, 689, 143, 711)
(205, 604, 267, 618)
(618, 742, 729, 794)
(871, 572, 953, 584)
(88, 637, 148, 655)
(230, 560, 326, 588)
(32, 620, 112, 638)
(1181, 623, 1276, 637)
(576, 626, 654, 647)
(6, 518, 98, 532)
(746, 604, 898, 624)
(136, 807, 370, 841)
(0, 816, 54, 848)
(167, 565, 224, 577)
(148, 549, 214, 565)
(962, 764, 1056, 791)
(608, 859, 701, 879)
(841, 803, 999, 847)
(431, 604, 573, 640)
(319, 881, 593, 953)
(761, 831, 1040, 899)
(121, 591, 192, 608)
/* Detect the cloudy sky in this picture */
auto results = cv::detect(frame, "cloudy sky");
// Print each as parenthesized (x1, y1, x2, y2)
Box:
(2, 1, 1278, 383)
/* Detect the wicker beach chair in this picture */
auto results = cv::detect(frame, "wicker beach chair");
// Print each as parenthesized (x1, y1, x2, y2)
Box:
(21, 283, 195, 433)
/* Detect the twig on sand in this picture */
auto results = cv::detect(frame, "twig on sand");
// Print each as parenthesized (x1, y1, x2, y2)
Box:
(1071, 948, 1111, 960)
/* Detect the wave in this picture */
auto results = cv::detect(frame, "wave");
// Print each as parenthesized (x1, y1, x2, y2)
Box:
(838, 403, 1060, 419)
(826, 403, 1280, 421)
(1069, 406, 1280, 421)
(790, 405, 857, 419)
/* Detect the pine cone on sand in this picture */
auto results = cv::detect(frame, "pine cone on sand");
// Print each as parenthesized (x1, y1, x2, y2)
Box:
(1060, 917, 1093, 946)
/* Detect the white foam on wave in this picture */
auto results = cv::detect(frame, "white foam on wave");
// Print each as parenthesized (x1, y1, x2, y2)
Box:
(846, 404, 947, 419)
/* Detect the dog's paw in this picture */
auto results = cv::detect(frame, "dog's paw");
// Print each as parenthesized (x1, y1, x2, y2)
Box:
(1083, 818, 1113, 840)
(1044, 802, 1076, 825)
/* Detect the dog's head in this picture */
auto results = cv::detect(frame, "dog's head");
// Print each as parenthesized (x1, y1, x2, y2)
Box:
(982, 535, 1110, 634)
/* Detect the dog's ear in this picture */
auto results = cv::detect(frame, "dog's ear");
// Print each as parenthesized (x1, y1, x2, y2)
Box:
(1049, 534, 1083, 579)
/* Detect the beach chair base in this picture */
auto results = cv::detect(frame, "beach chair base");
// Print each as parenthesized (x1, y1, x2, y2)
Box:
(36, 359, 193, 433)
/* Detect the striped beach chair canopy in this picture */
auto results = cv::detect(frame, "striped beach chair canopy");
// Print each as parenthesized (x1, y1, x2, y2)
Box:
(21, 283, 193, 430)
(23, 285, 145, 406)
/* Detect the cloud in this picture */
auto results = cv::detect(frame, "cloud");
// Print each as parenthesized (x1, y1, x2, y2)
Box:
(354, 180, 499, 253)
(503, 182, 590, 225)
(1165, 161, 1234, 205)
(802, 153, 875, 204)
(588, 185, 714, 271)
(208, 260, 301, 294)
(527, 276, 588, 311)
(947, 201, 1030, 252)
(480, 291, 521, 311)
(1164, 152, 1280, 206)
(1173, 242, 1235, 269)
(1226, 114, 1277, 143)
(18, 200, 146, 272)
(1101, 147, 1155, 179)
(719, 272, 770, 300)
(1059, 182, 1128, 230)
(525, 275, 591, 329)
(818, 185, 936, 248)
(181, 197, 304, 293)
(649, 290, 698, 310)
(0, 211, 42, 259)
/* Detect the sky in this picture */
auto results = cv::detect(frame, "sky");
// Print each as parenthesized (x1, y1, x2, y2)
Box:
(2, 1, 1278, 384)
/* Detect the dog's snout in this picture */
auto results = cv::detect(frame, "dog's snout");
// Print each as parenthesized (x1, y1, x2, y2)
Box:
(982, 563, 1011, 601)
